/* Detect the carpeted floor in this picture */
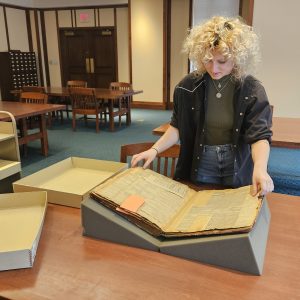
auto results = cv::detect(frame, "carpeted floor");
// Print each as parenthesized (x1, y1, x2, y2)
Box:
(20, 109, 300, 196)
(268, 147, 300, 196)
(20, 109, 172, 176)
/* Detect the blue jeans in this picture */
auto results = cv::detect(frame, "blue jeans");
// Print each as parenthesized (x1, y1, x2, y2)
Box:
(196, 144, 234, 186)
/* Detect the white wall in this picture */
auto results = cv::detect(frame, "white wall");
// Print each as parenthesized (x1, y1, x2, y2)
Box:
(253, 1, 300, 118)
(6, 7, 29, 51)
(131, 0, 164, 102)
(0, 8, 8, 51)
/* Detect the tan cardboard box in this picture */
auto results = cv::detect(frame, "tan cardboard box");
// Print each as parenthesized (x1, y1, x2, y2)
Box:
(13, 157, 128, 208)
(0, 191, 47, 271)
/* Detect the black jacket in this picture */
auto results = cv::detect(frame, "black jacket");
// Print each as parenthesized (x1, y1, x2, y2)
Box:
(170, 72, 273, 187)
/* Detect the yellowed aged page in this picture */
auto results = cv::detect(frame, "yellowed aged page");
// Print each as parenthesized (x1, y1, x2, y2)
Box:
(167, 186, 260, 234)
(92, 167, 192, 228)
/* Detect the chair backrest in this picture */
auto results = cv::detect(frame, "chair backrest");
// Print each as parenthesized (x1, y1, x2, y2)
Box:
(20, 92, 48, 104)
(67, 80, 87, 88)
(120, 142, 180, 178)
(110, 82, 132, 91)
(21, 86, 46, 93)
(69, 87, 98, 110)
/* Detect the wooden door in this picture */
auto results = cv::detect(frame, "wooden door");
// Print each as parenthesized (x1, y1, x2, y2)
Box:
(59, 28, 117, 88)
(90, 28, 117, 88)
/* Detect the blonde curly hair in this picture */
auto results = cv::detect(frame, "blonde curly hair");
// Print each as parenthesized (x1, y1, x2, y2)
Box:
(183, 16, 260, 79)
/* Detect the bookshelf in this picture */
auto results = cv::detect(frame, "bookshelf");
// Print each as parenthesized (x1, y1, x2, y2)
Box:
(0, 111, 21, 192)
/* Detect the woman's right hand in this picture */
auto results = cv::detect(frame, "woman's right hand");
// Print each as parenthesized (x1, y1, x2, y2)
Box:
(131, 148, 158, 169)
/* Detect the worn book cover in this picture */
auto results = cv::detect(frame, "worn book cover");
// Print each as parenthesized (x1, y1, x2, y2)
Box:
(90, 167, 262, 238)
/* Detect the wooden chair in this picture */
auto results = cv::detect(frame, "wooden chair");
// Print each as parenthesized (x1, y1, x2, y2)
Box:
(110, 82, 132, 91)
(69, 87, 106, 133)
(21, 85, 66, 122)
(109, 82, 133, 126)
(60, 80, 88, 119)
(18, 92, 50, 155)
(120, 142, 180, 178)
(19, 91, 51, 126)
(21, 86, 46, 93)
(67, 80, 87, 88)
(20, 91, 48, 104)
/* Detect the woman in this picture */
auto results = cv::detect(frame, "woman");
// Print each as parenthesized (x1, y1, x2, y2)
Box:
(132, 16, 274, 196)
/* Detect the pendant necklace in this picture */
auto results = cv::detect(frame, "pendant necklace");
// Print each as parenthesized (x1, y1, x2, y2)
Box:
(212, 76, 232, 99)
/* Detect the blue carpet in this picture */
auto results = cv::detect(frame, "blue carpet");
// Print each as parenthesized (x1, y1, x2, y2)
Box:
(20, 109, 172, 176)
(269, 147, 300, 196)
(20, 109, 300, 196)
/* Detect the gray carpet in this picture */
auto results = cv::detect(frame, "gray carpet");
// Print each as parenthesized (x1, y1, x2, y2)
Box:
(20, 109, 299, 196)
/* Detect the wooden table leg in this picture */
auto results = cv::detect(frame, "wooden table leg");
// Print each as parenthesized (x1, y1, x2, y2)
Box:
(39, 114, 48, 156)
(126, 96, 132, 126)
(108, 100, 114, 131)
(19, 118, 28, 157)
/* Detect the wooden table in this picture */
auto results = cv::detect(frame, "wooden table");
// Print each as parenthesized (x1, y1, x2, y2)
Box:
(153, 118, 300, 148)
(0, 101, 66, 156)
(0, 192, 299, 299)
(152, 121, 170, 136)
(12, 87, 143, 131)
(271, 117, 300, 148)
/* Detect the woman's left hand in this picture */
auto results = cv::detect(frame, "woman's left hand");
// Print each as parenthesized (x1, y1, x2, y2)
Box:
(251, 167, 274, 196)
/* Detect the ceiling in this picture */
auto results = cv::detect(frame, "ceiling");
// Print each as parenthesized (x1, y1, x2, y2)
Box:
(1, 0, 127, 8)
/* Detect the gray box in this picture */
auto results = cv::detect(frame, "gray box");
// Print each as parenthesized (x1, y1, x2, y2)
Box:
(81, 197, 270, 275)
(81, 196, 161, 251)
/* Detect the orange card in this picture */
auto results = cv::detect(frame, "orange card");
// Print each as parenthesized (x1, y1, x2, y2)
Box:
(117, 195, 145, 213)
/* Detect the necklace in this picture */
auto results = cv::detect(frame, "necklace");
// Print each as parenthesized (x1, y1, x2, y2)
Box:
(212, 76, 232, 98)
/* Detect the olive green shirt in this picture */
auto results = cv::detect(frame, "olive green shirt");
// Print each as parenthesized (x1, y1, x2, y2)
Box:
(205, 75, 235, 145)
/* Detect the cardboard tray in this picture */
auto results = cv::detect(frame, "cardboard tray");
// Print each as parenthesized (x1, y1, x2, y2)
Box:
(0, 191, 47, 271)
(13, 157, 128, 208)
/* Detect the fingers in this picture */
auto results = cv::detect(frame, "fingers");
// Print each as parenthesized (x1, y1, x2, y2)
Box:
(250, 183, 258, 196)
(131, 149, 157, 168)
(251, 178, 274, 197)
(131, 154, 140, 167)
(142, 158, 153, 169)
(259, 180, 274, 196)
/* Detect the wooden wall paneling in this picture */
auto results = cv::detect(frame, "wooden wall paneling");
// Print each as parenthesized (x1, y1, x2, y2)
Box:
(40, 10, 50, 86)
(26, 9, 33, 52)
(169, 0, 190, 109)
(56, 10, 64, 87)
(163, 0, 171, 109)
(239, 0, 254, 25)
(116, 7, 130, 84)
(188, 0, 193, 74)
(114, 7, 118, 81)
(34, 9, 44, 86)
(70, 9, 73, 27)
(128, 0, 132, 84)
(73, 9, 76, 27)
(97, 8, 100, 27)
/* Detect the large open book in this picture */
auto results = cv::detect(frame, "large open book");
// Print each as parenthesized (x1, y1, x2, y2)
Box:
(90, 168, 263, 238)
